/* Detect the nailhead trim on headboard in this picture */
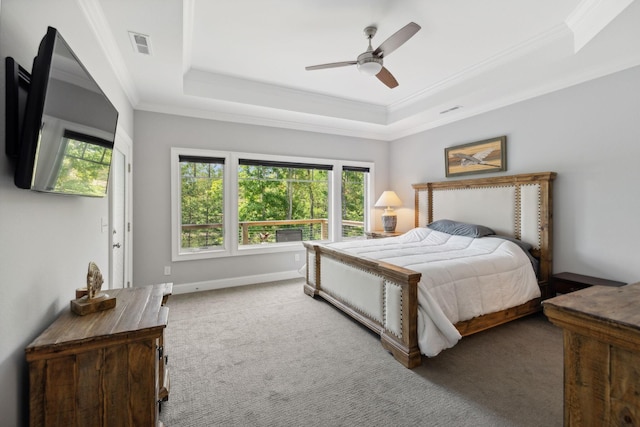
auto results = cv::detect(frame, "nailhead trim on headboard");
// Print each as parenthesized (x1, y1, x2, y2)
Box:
(412, 172, 556, 282)
(514, 184, 522, 240)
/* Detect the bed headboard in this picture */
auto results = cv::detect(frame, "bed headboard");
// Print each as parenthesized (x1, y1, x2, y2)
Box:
(412, 172, 556, 282)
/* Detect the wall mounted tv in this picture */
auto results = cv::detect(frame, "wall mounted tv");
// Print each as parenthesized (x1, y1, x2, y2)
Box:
(6, 26, 119, 197)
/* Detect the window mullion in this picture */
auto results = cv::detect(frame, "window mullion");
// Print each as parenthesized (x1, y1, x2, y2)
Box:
(228, 153, 239, 255)
(329, 165, 340, 242)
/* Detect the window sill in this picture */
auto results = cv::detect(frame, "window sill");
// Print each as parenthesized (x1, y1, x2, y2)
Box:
(236, 242, 306, 256)
(173, 241, 309, 261)
(173, 247, 230, 262)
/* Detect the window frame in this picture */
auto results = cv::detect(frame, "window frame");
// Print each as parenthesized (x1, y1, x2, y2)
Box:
(171, 147, 374, 261)
(340, 164, 371, 240)
(171, 148, 232, 261)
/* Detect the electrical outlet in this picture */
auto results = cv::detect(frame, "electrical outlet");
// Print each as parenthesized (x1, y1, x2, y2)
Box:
(164, 266, 171, 276)
(294, 254, 300, 262)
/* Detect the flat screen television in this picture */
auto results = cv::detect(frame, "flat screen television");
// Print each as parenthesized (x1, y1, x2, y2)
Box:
(9, 26, 119, 197)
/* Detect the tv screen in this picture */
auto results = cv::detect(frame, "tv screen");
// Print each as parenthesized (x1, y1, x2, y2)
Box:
(14, 26, 119, 197)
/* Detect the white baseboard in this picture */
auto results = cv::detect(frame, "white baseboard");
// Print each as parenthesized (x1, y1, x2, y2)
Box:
(172, 270, 304, 295)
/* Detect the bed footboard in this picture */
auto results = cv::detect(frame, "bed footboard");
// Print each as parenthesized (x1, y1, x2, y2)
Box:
(304, 242, 422, 368)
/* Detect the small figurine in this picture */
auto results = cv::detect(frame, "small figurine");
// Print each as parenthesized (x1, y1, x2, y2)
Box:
(86, 261, 104, 299)
(72, 261, 114, 315)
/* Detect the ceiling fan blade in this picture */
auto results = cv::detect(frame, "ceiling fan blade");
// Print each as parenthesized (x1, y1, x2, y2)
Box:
(372, 22, 421, 58)
(376, 67, 399, 88)
(305, 61, 357, 71)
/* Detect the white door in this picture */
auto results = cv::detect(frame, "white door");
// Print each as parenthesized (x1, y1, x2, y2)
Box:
(109, 137, 131, 289)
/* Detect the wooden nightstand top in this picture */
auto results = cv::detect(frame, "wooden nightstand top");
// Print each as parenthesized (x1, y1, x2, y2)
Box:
(553, 272, 625, 287)
(552, 272, 626, 295)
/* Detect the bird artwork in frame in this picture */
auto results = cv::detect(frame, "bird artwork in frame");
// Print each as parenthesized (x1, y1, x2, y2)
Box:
(444, 136, 507, 177)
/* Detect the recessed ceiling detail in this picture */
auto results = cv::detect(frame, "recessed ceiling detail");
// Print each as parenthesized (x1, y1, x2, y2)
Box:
(75, 0, 640, 140)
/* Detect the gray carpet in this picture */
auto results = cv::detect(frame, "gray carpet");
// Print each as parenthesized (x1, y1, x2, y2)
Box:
(160, 279, 563, 426)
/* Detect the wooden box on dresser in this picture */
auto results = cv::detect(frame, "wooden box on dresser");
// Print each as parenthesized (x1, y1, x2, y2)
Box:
(25, 283, 172, 427)
(543, 282, 640, 427)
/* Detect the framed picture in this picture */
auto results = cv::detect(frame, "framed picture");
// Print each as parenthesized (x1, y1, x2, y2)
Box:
(445, 136, 506, 177)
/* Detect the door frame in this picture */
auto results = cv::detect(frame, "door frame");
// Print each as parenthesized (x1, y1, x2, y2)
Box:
(109, 128, 133, 289)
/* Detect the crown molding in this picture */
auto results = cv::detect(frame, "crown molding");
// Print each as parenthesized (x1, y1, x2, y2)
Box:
(136, 100, 392, 141)
(183, 69, 388, 125)
(566, 0, 634, 52)
(388, 23, 572, 121)
(77, 0, 140, 106)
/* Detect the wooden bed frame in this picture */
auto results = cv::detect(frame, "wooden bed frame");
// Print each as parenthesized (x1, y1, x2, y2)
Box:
(303, 172, 556, 368)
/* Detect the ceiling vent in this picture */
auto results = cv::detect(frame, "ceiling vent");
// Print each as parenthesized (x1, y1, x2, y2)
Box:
(439, 105, 463, 114)
(128, 31, 152, 55)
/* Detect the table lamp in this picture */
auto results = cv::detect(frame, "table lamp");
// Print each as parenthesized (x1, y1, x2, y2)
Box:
(374, 191, 402, 232)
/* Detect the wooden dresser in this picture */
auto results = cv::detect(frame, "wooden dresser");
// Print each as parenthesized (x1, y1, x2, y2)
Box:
(543, 282, 640, 427)
(25, 283, 172, 427)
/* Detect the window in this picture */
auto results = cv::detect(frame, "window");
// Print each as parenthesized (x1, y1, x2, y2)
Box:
(179, 155, 225, 251)
(171, 148, 373, 261)
(171, 149, 230, 261)
(341, 166, 369, 239)
(238, 159, 331, 245)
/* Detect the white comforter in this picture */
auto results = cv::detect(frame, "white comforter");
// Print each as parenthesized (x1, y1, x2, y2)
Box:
(326, 227, 540, 357)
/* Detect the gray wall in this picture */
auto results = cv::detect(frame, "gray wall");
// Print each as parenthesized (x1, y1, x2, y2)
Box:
(390, 65, 640, 283)
(132, 111, 390, 288)
(0, 1, 134, 425)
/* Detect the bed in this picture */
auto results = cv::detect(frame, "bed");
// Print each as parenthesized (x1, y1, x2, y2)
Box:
(303, 172, 556, 368)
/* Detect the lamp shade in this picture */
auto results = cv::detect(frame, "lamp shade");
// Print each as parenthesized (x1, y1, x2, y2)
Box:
(374, 191, 402, 208)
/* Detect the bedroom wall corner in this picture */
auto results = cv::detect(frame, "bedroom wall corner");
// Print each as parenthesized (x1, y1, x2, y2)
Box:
(389, 65, 640, 284)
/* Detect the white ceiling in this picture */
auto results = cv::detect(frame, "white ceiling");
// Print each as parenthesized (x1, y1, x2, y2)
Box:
(41, 0, 640, 140)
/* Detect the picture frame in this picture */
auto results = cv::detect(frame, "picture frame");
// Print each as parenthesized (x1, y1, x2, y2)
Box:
(444, 136, 506, 177)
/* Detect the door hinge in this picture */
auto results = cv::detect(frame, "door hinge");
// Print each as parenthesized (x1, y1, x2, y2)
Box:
(127, 222, 131, 232)
(128, 163, 131, 173)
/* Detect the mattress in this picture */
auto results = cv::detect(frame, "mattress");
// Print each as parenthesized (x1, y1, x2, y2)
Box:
(325, 227, 541, 356)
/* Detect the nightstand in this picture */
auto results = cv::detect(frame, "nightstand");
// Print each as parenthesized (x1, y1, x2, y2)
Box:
(552, 272, 626, 295)
(365, 230, 402, 239)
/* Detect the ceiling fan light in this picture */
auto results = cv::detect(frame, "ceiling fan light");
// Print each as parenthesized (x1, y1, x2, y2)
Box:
(357, 60, 382, 76)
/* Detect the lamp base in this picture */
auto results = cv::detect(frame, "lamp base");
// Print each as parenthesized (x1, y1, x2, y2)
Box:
(381, 214, 397, 232)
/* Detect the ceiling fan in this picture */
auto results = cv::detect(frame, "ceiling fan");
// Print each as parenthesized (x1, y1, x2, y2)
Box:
(305, 22, 421, 89)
